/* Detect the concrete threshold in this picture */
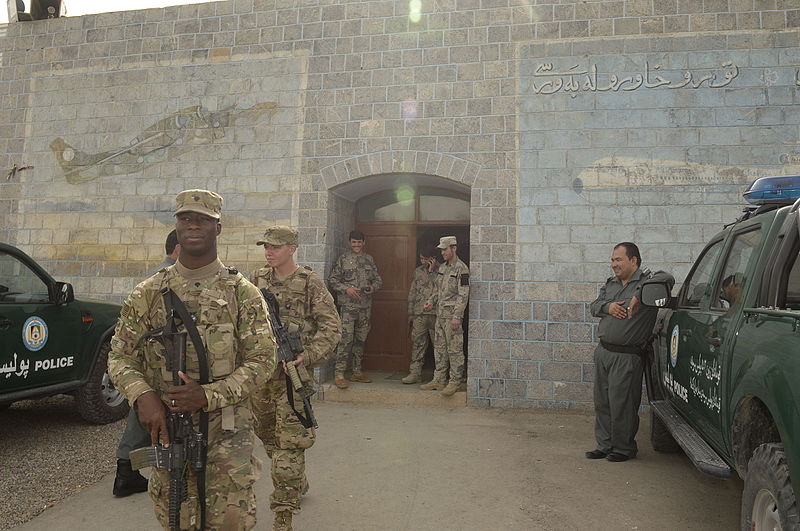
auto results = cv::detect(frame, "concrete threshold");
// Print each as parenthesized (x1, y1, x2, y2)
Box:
(319, 370, 466, 407)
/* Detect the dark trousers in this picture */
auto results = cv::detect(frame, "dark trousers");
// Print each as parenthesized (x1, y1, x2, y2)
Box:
(116, 406, 151, 460)
(592, 344, 643, 457)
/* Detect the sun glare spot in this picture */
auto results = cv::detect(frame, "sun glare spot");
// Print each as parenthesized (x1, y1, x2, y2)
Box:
(408, 0, 422, 23)
(402, 100, 418, 123)
(396, 185, 415, 203)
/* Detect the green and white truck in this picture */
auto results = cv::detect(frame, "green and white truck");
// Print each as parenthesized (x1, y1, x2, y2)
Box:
(0, 242, 127, 423)
(641, 175, 800, 530)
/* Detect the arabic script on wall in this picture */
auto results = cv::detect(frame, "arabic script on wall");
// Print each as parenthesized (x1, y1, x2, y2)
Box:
(530, 61, 741, 96)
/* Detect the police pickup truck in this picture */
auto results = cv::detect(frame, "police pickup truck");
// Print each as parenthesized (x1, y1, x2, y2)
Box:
(641, 175, 800, 530)
(0, 242, 127, 423)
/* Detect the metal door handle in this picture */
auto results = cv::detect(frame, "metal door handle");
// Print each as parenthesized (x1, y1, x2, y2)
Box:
(706, 337, 721, 347)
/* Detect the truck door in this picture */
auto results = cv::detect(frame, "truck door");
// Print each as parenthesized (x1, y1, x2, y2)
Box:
(666, 238, 725, 446)
(667, 226, 763, 451)
(0, 248, 83, 393)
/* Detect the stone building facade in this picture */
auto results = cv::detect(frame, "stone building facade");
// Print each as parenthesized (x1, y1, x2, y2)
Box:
(1, 0, 798, 408)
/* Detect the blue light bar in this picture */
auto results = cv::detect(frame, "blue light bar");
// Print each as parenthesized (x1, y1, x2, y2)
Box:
(743, 175, 800, 205)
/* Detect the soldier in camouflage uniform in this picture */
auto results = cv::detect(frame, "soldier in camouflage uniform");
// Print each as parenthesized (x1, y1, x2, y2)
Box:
(402, 248, 440, 384)
(108, 190, 276, 531)
(421, 236, 470, 397)
(249, 225, 341, 531)
(328, 230, 383, 389)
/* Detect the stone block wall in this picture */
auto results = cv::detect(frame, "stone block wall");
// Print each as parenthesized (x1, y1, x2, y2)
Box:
(1, 0, 798, 408)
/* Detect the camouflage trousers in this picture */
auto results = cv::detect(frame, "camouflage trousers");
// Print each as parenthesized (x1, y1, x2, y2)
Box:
(149, 403, 261, 530)
(409, 314, 436, 376)
(251, 378, 316, 514)
(335, 305, 371, 375)
(432, 315, 465, 385)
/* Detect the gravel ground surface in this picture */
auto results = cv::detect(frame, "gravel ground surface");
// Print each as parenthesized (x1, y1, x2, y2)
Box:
(0, 395, 125, 530)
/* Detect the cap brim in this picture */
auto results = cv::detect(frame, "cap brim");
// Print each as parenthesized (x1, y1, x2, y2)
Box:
(175, 208, 220, 219)
(257, 239, 294, 246)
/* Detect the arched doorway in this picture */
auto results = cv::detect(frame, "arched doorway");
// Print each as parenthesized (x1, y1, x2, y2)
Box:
(332, 175, 470, 373)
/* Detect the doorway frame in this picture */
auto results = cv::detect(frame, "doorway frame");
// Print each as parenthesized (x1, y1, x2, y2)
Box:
(306, 151, 513, 405)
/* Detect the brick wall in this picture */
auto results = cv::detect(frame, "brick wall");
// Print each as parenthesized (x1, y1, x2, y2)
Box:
(0, 0, 798, 407)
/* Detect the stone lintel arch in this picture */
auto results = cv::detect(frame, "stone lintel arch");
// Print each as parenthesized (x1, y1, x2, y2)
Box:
(319, 151, 482, 190)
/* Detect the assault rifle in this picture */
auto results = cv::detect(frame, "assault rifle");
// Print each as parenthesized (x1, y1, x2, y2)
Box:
(130, 291, 209, 531)
(260, 288, 318, 429)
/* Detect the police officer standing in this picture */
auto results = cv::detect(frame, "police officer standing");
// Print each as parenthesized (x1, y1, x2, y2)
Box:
(108, 190, 276, 530)
(586, 242, 673, 462)
(421, 236, 470, 397)
(328, 230, 382, 389)
(402, 247, 439, 384)
(249, 225, 341, 531)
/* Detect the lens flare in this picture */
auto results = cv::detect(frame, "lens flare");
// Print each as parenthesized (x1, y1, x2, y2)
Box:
(402, 100, 418, 123)
(409, 0, 422, 23)
(396, 185, 415, 203)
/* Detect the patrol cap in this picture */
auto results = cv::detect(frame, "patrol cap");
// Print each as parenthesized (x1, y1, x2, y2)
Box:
(257, 225, 299, 246)
(437, 236, 457, 249)
(174, 189, 223, 219)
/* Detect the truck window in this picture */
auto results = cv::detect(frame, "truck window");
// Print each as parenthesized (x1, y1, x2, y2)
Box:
(0, 251, 50, 304)
(680, 239, 724, 307)
(784, 247, 800, 310)
(711, 228, 763, 311)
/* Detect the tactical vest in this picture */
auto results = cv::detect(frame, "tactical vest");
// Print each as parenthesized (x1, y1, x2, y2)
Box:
(253, 266, 316, 346)
(144, 266, 244, 383)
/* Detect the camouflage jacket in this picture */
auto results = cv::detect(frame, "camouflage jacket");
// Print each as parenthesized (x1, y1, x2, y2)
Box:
(408, 264, 438, 316)
(249, 265, 342, 373)
(428, 258, 470, 320)
(328, 250, 383, 309)
(108, 259, 276, 412)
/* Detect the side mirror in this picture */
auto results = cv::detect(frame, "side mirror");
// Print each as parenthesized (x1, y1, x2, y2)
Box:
(640, 282, 672, 308)
(55, 282, 75, 305)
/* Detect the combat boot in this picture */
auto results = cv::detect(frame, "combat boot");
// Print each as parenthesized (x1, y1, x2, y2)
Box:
(401, 372, 421, 384)
(112, 458, 148, 497)
(350, 372, 372, 383)
(273, 511, 292, 531)
(440, 382, 459, 397)
(334, 375, 348, 389)
(419, 380, 444, 391)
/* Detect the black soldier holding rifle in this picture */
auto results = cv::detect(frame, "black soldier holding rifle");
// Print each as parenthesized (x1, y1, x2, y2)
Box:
(108, 189, 276, 530)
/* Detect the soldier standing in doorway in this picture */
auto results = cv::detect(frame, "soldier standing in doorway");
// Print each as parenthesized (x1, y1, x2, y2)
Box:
(328, 230, 383, 389)
(421, 236, 470, 397)
(249, 225, 341, 531)
(402, 247, 440, 384)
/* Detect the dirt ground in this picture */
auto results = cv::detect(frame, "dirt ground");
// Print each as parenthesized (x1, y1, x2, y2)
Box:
(13, 400, 742, 530)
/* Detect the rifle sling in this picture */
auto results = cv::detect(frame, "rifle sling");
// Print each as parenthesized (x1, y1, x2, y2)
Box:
(285, 374, 315, 429)
(162, 289, 210, 531)
(260, 288, 315, 429)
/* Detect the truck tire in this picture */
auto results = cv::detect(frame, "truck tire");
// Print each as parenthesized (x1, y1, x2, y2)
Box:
(75, 341, 129, 424)
(741, 443, 800, 531)
(650, 409, 681, 453)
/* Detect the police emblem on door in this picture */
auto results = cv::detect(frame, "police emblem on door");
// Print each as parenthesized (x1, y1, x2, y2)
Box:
(22, 316, 48, 352)
(670, 325, 679, 368)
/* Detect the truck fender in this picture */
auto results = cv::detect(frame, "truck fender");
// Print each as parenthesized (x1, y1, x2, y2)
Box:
(81, 325, 116, 385)
(731, 396, 780, 478)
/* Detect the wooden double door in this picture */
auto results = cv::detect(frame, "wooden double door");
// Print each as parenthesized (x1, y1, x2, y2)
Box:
(356, 223, 469, 372)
